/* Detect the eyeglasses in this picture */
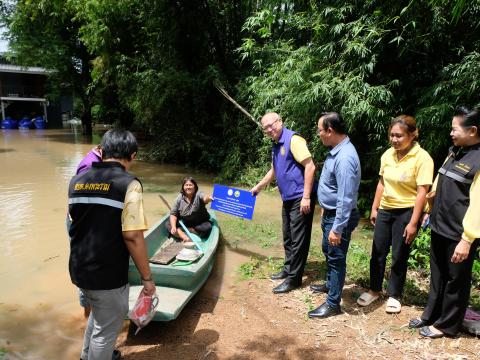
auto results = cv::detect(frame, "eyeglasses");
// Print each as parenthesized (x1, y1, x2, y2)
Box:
(317, 127, 326, 135)
(262, 119, 279, 132)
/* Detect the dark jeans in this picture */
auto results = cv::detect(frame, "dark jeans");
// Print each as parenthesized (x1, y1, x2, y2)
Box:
(322, 209, 360, 307)
(281, 196, 315, 284)
(369, 208, 414, 298)
(166, 220, 212, 238)
(421, 231, 479, 336)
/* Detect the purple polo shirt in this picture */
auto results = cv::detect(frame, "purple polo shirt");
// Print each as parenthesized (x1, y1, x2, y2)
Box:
(272, 127, 306, 201)
(76, 148, 102, 175)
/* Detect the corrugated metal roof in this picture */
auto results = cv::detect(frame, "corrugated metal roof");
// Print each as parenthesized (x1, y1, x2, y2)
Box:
(0, 64, 49, 75)
(0, 96, 47, 102)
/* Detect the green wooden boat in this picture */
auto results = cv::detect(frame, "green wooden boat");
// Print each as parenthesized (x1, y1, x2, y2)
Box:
(128, 210, 219, 321)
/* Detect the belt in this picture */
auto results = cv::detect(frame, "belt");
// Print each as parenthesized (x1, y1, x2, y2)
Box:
(323, 208, 357, 216)
(323, 208, 336, 216)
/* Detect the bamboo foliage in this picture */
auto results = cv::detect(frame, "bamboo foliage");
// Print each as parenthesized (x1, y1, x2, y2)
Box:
(2, 0, 480, 183)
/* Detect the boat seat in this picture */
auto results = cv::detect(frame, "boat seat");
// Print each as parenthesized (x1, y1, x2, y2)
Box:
(128, 285, 193, 322)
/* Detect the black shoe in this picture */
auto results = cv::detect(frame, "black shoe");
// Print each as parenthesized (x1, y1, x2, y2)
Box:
(310, 283, 328, 293)
(272, 280, 300, 294)
(308, 302, 341, 319)
(419, 326, 444, 339)
(270, 270, 288, 280)
(83, 351, 121, 360)
(408, 318, 426, 329)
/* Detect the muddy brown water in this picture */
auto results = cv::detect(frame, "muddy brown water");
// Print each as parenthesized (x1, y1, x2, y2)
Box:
(0, 129, 286, 359)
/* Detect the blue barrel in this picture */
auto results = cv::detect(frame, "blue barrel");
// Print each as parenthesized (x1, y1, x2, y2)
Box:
(19, 116, 33, 129)
(33, 116, 47, 129)
(1, 117, 19, 129)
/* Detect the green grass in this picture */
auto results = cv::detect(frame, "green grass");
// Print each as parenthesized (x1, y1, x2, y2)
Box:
(218, 215, 282, 249)
(233, 221, 480, 308)
(0, 348, 7, 360)
(237, 255, 284, 280)
(345, 241, 371, 290)
(303, 292, 315, 312)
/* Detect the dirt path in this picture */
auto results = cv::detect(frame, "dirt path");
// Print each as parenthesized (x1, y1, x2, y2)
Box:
(114, 254, 480, 359)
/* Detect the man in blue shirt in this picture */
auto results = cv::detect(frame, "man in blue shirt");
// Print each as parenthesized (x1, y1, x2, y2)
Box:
(308, 112, 361, 319)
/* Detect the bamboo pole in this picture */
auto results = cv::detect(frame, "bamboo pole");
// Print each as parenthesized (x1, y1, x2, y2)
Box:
(214, 82, 260, 129)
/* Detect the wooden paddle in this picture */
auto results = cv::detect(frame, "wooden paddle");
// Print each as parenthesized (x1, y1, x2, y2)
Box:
(158, 194, 203, 253)
(158, 194, 172, 211)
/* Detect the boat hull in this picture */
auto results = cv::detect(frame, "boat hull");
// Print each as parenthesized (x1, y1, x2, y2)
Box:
(128, 210, 219, 321)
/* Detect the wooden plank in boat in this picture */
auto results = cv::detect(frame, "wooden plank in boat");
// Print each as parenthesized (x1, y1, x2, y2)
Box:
(149, 238, 184, 265)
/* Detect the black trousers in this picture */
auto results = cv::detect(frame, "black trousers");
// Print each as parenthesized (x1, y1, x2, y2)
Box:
(166, 220, 212, 238)
(281, 196, 315, 284)
(421, 231, 479, 336)
(369, 208, 413, 298)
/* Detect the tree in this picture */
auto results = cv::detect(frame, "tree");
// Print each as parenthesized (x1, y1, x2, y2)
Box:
(238, 0, 480, 181)
(1, 0, 95, 134)
(75, 0, 258, 168)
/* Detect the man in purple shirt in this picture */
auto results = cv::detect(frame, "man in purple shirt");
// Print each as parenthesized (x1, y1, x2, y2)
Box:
(76, 145, 102, 175)
(251, 112, 316, 294)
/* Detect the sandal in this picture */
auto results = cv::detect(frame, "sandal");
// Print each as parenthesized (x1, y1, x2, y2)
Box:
(357, 292, 380, 306)
(385, 297, 401, 314)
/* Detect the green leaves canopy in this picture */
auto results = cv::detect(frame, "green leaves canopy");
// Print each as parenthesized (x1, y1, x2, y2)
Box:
(2, 0, 480, 185)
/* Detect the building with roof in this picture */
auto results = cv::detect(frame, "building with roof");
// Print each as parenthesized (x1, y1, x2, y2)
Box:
(0, 62, 72, 128)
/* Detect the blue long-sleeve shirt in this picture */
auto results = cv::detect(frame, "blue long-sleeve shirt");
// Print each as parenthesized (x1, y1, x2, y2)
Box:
(318, 136, 361, 234)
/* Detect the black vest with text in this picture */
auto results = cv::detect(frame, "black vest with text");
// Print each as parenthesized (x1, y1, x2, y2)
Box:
(68, 161, 138, 290)
(430, 143, 480, 241)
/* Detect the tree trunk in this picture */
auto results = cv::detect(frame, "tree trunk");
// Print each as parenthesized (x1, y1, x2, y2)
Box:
(81, 99, 92, 136)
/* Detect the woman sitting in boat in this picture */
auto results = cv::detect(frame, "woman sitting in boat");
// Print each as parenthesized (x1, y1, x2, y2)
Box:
(167, 177, 213, 241)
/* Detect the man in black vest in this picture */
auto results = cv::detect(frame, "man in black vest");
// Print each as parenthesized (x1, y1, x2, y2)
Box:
(68, 129, 155, 360)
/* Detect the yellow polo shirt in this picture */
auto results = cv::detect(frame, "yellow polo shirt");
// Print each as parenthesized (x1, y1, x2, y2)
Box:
(290, 135, 312, 163)
(462, 171, 480, 242)
(122, 180, 148, 231)
(379, 143, 434, 210)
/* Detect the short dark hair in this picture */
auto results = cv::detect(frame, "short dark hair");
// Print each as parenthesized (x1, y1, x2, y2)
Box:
(100, 129, 138, 161)
(319, 112, 347, 134)
(181, 177, 199, 196)
(453, 106, 470, 117)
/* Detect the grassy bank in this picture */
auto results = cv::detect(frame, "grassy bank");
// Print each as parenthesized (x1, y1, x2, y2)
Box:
(223, 217, 480, 309)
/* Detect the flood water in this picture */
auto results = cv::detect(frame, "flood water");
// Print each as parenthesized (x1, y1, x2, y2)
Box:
(0, 128, 285, 359)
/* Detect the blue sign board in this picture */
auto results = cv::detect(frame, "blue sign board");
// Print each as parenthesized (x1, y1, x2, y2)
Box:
(210, 184, 256, 220)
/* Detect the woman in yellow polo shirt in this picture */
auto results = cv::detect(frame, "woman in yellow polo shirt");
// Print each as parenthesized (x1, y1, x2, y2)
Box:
(357, 115, 434, 313)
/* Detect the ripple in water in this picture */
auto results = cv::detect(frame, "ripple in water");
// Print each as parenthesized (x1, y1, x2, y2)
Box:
(0, 185, 33, 254)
